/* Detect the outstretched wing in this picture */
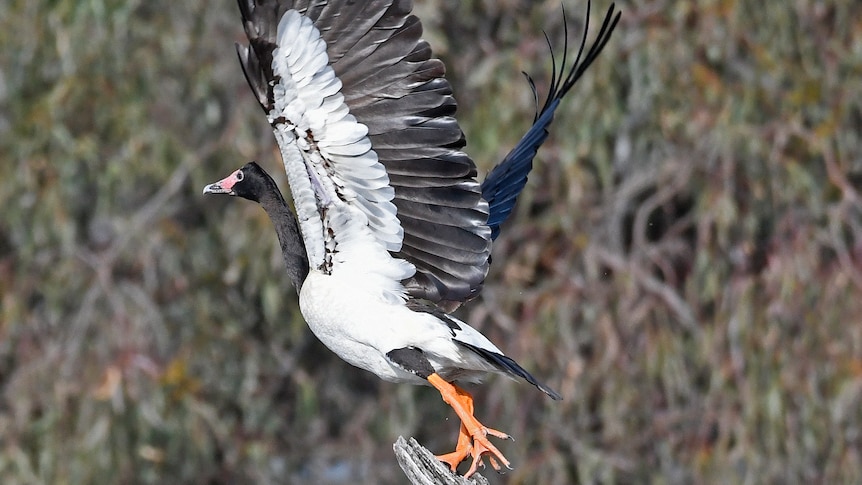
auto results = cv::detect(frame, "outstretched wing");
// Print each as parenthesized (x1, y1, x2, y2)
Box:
(235, 0, 620, 309)
(236, 0, 492, 309)
(482, 2, 621, 240)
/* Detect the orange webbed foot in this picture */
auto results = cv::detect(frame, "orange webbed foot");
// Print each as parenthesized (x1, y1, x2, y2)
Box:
(428, 374, 514, 477)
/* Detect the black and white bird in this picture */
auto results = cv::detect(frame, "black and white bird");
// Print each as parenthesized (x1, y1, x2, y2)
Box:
(204, 0, 619, 477)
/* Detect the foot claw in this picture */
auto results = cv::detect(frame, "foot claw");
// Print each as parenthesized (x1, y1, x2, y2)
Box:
(485, 427, 510, 440)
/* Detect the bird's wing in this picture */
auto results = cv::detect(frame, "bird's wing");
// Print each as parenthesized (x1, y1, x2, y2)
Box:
(481, 3, 621, 239)
(237, 0, 492, 308)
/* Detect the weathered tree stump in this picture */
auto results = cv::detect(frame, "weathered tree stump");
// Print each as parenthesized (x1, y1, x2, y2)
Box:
(393, 437, 489, 485)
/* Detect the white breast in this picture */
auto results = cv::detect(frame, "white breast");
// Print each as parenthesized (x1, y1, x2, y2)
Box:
(299, 267, 425, 383)
(299, 257, 505, 384)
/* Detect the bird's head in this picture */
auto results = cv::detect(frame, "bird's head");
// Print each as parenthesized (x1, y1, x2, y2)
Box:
(202, 161, 272, 202)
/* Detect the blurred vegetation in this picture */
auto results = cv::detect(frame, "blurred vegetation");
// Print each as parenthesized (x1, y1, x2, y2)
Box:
(1, 0, 861, 483)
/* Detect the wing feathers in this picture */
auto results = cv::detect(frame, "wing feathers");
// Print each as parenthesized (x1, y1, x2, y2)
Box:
(236, 0, 618, 307)
(482, 2, 621, 240)
(268, 9, 404, 253)
(317, 1, 491, 305)
(379, 146, 474, 171)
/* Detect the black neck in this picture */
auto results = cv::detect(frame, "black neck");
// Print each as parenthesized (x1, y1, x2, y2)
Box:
(258, 187, 309, 292)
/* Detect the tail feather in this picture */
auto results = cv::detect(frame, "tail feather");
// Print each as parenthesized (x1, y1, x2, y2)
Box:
(457, 340, 563, 400)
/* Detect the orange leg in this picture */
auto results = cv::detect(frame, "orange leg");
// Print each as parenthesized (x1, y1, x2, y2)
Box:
(436, 384, 474, 471)
(428, 373, 512, 477)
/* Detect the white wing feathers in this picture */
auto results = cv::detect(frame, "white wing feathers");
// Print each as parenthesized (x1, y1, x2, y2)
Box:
(269, 10, 405, 269)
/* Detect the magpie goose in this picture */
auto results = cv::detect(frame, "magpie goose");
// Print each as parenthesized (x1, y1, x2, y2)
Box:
(204, 0, 619, 476)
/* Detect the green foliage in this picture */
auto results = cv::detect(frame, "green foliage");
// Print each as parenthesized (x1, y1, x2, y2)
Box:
(1, 0, 861, 483)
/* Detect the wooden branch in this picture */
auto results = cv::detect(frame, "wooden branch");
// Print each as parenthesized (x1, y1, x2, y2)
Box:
(393, 437, 489, 485)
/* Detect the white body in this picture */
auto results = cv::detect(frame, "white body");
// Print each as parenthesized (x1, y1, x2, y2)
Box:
(300, 265, 503, 384)
(268, 9, 509, 384)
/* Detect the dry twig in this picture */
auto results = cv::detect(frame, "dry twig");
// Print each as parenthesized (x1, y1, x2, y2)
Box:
(394, 437, 489, 485)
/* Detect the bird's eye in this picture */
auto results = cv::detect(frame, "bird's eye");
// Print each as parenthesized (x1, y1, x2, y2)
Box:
(236, 171, 244, 181)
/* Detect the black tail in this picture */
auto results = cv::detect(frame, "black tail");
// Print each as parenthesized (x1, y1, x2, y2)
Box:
(457, 340, 563, 400)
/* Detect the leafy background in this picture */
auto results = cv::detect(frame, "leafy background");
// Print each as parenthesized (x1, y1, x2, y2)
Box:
(2, 0, 861, 483)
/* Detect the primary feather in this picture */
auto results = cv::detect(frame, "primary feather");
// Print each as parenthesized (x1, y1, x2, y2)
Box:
(482, 3, 621, 240)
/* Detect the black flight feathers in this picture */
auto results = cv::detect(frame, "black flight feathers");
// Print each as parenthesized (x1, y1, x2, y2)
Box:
(235, 0, 492, 308)
(233, 0, 619, 308)
(482, 2, 621, 240)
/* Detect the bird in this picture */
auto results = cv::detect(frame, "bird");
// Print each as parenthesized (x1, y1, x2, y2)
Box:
(203, 0, 620, 477)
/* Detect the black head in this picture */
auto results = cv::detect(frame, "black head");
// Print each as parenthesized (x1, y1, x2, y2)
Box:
(202, 161, 275, 203)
